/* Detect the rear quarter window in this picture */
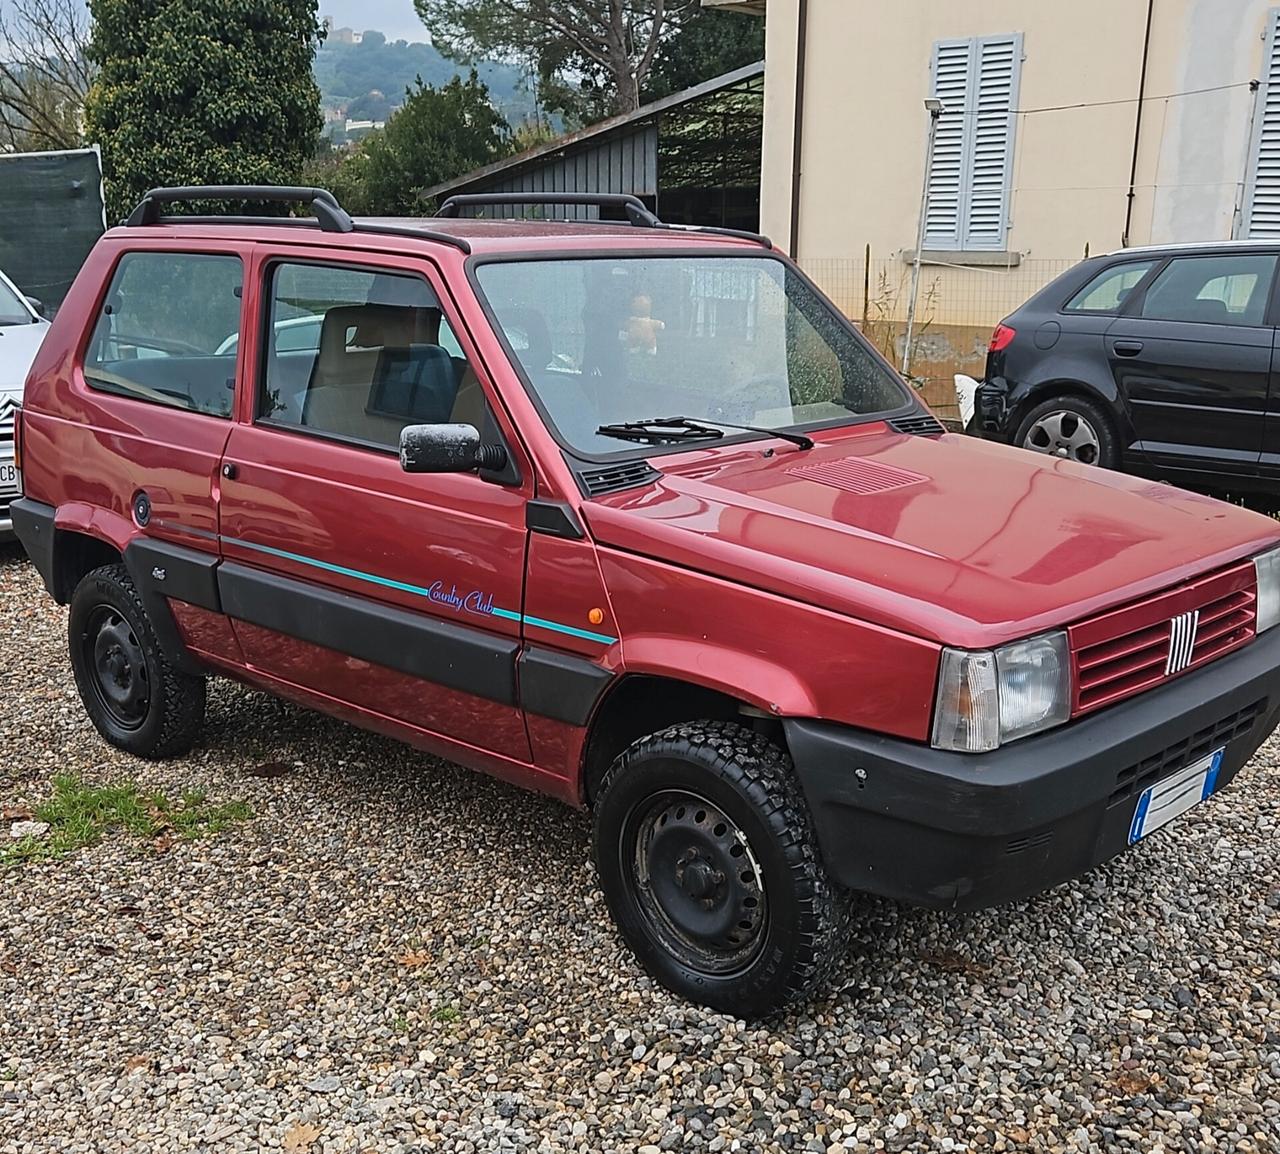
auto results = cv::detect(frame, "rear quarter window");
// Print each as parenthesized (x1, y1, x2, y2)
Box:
(83, 252, 243, 417)
(1063, 260, 1157, 313)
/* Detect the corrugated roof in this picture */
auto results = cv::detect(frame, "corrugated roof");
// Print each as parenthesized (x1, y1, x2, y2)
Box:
(422, 61, 765, 200)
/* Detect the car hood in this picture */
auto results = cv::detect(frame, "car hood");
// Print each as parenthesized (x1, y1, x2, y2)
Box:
(580, 423, 1280, 648)
(0, 319, 50, 395)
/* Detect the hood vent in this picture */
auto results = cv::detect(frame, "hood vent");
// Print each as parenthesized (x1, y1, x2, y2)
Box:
(577, 460, 661, 497)
(889, 413, 946, 437)
(788, 457, 927, 496)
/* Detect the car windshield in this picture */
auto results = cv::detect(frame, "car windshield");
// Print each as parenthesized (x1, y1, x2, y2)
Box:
(474, 255, 909, 455)
(0, 275, 32, 327)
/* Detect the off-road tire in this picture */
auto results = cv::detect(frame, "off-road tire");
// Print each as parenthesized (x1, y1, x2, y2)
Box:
(593, 721, 849, 1017)
(68, 563, 205, 759)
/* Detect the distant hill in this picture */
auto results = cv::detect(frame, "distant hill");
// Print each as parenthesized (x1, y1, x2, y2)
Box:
(314, 33, 539, 129)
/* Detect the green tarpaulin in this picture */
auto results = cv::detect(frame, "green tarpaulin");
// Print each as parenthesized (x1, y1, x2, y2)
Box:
(0, 147, 105, 314)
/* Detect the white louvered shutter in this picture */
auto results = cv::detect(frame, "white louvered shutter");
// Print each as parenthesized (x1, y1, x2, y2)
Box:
(926, 34, 1022, 251)
(1245, 10, 1280, 238)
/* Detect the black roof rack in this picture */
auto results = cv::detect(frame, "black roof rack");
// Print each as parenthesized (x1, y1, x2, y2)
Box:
(438, 192, 662, 228)
(125, 186, 355, 232)
(122, 186, 768, 253)
(121, 185, 474, 253)
(434, 191, 772, 248)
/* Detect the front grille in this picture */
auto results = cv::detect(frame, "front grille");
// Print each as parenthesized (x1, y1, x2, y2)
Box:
(1108, 700, 1263, 807)
(1071, 561, 1256, 715)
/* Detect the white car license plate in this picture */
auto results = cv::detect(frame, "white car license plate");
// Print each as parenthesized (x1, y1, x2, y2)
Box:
(1129, 747, 1224, 844)
(0, 463, 15, 494)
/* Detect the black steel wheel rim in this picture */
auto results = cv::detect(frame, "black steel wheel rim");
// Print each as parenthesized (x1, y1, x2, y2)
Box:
(625, 790, 768, 976)
(82, 606, 150, 730)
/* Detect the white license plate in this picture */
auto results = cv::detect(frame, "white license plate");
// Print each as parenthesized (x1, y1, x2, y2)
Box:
(1129, 747, 1224, 844)
(0, 463, 15, 493)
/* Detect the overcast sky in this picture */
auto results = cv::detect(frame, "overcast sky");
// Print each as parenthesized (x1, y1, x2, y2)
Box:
(0, 0, 429, 45)
(320, 1, 427, 42)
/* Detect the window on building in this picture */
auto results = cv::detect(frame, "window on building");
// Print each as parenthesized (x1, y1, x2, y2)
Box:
(1139, 254, 1278, 326)
(926, 34, 1023, 252)
(1245, 9, 1280, 238)
(1063, 260, 1157, 313)
(83, 252, 242, 417)
(260, 262, 485, 447)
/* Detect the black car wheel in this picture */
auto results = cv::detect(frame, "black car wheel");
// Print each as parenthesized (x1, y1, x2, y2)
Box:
(593, 721, 848, 1017)
(1014, 395, 1118, 469)
(68, 563, 206, 759)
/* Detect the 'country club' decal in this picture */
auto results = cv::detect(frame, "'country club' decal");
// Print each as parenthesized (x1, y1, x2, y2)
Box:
(152, 520, 618, 645)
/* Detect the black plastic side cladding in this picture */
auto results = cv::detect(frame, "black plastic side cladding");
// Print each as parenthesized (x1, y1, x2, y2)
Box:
(121, 537, 221, 675)
(217, 561, 521, 705)
(518, 647, 613, 726)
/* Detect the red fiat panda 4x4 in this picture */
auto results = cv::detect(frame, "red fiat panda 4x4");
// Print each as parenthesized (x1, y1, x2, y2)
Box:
(13, 187, 1280, 1016)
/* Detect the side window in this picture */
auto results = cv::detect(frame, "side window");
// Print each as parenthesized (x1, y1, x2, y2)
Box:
(1140, 254, 1279, 326)
(260, 262, 484, 447)
(1064, 261, 1156, 313)
(84, 252, 242, 417)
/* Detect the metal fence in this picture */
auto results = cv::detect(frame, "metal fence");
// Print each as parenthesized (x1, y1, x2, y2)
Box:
(799, 255, 1079, 418)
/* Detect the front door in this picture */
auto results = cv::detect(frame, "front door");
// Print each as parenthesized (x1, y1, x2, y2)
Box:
(1106, 251, 1278, 481)
(217, 251, 532, 760)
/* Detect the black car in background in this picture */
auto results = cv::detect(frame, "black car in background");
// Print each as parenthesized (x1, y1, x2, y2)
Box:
(976, 243, 1280, 508)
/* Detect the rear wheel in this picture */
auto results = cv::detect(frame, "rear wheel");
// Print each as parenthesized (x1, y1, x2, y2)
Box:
(593, 721, 848, 1017)
(68, 564, 205, 758)
(1014, 394, 1118, 469)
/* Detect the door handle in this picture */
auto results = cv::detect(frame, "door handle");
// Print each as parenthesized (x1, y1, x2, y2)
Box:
(1113, 340, 1144, 357)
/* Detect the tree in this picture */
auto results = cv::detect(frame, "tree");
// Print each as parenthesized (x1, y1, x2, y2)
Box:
(83, 0, 325, 220)
(0, 0, 94, 151)
(307, 71, 513, 215)
(644, 7, 763, 102)
(415, 0, 696, 119)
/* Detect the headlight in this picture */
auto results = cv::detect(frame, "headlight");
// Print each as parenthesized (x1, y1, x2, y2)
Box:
(1254, 545, 1280, 633)
(932, 631, 1071, 752)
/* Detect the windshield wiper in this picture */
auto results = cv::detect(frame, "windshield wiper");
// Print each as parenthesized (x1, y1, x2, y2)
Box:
(596, 416, 814, 450)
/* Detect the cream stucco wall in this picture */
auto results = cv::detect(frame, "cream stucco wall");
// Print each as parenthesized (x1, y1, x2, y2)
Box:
(1137, 0, 1274, 244)
(750, 0, 1279, 332)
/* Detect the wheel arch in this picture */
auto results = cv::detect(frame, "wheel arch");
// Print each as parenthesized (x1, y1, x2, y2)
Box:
(51, 529, 125, 604)
(580, 673, 788, 806)
(1008, 377, 1133, 453)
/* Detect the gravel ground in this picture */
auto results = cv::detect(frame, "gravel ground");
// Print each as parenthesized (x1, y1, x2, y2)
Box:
(0, 542, 1277, 1154)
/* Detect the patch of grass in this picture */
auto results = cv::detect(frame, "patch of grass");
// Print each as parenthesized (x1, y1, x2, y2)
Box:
(392, 1016, 410, 1034)
(1, 775, 251, 867)
(432, 1005, 460, 1024)
(0, 1067, 16, 1082)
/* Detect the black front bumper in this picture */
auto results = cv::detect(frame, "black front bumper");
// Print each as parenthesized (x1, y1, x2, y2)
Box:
(785, 628, 1280, 910)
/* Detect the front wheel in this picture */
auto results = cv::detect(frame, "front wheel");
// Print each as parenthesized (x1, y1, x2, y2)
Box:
(593, 721, 848, 1017)
(1013, 394, 1119, 469)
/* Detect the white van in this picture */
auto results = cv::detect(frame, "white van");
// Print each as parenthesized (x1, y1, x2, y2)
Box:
(0, 267, 51, 540)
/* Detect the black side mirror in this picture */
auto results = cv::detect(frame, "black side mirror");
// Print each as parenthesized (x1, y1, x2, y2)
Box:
(399, 423, 508, 474)
(25, 296, 45, 318)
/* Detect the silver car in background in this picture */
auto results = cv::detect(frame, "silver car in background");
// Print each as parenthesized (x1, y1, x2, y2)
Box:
(0, 268, 51, 540)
